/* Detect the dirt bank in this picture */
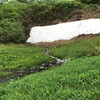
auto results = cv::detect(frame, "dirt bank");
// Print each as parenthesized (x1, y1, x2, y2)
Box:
(34, 33, 100, 47)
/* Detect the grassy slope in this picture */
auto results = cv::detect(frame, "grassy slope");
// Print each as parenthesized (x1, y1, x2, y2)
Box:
(0, 44, 52, 77)
(0, 55, 100, 100)
(50, 35, 100, 59)
(0, 1, 100, 99)
(0, 36, 100, 99)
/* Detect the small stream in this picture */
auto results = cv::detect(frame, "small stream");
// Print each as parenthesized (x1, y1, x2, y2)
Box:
(0, 49, 67, 83)
(45, 48, 67, 65)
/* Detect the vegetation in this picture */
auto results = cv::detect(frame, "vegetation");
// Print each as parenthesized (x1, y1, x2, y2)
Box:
(0, 0, 100, 43)
(0, 35, 100, 99)
(0, 44, 52, 77)
(0, 20, 25, 43)
(0, 1, 27, 42)
(0, 55, 100, 100)
(79, 0, 100, 4)
(50, 35, 100, 59)
(0, 0, 100, 99)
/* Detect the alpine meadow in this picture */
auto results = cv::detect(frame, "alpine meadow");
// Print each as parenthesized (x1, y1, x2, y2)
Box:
(0, 0, 100, 100)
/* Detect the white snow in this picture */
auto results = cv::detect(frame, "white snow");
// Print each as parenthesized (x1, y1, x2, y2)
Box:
(26, 19, 100, 43)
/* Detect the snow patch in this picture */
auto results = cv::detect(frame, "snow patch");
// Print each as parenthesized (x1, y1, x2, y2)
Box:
(26, 19, 100, 43)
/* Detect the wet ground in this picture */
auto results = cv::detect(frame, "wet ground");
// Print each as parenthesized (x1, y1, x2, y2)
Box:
(0, 34, 100, 83)
(1, 34, 99, 83)
(0, 49, 67, 83)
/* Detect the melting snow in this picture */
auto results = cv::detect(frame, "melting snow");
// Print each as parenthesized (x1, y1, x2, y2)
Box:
(26, 19, 100, 43)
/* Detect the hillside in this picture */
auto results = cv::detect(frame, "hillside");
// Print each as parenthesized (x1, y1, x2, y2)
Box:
(0, 0, 100, 43)
(0, 55, 100, 100)
(0, 35, 100, 99)
(0, 0, 100, 99)
(27, 19, 100, 43)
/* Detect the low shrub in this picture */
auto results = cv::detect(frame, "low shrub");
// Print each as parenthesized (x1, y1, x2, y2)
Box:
(0, 19, 26, 43)
(51, 0, 82, 21)
(79, 0, 100, 5)
(21, 0, 82, 30)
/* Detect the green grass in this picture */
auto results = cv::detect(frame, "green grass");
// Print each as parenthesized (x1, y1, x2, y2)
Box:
(0, 0, 100, 99)
(0, 44, 52, 77)
(0, 72, 12, 77)
(0, 55, 100, 100)
(0, 36, 100, 99)
(50, 36, 100, 59)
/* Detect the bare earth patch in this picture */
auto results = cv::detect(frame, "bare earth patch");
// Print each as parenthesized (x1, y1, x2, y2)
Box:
(34, 33, 100, 47)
